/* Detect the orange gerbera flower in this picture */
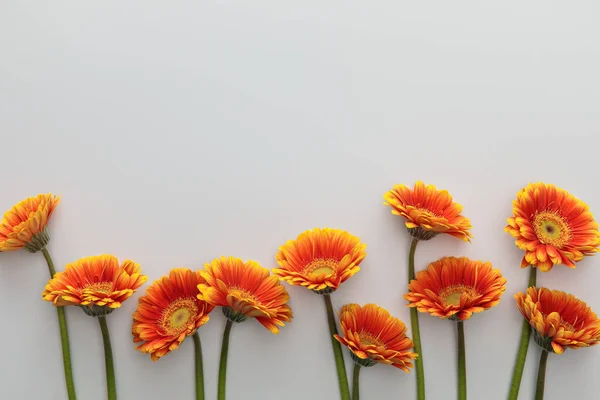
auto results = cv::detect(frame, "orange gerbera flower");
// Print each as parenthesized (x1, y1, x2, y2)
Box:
(334, 303, 417, 371)
(0, 193, 60, 252)
(198, 256, 292, 333)
(505, 182, 600, 272)
(273, 228, 366, 294)
(405, 257, 506, 321)
(43, 254, 147, 316)
(515, 287, 600, 354)
(383, 181, 472, 242)
(132, 268, 215, 361)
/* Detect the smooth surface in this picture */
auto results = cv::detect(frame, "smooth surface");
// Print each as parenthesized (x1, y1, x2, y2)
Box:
(1, 2, 600, 399)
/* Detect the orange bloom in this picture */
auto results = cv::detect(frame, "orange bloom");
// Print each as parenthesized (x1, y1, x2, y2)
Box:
(0, 193, 60, 252)
(383, 181, 472, 241)
(273, 228, 366, 293)
(515, 287, 600, 354)
(132, 268, 215, 361)
(505, 182, 600, 272)
(198, 256, 292, 333)
(43, 254, 147, 316)
(405, 257, 506, 321)
(334, 303, 417, 371)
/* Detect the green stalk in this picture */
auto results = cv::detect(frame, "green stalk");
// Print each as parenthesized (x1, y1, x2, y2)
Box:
(507, 267, 537, 400)
(41, 248, 77, 400)
(352, 363, 361, 400)
(98, 316, 116, 400)
(457, 321, 466, 400)
(408, 238, 425, 400)
(193, 331, 204, 400)
(534, 350, 549, 400)
(218, 319, 234, 400)
(324, 294, 351, 400)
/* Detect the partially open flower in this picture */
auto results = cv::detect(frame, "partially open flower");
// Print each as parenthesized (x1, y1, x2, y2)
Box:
(273, 228, 366, 294)
(198, 256, 292, 333)
(383, 181, 472, 242)
(132, 268, 215, 361)
(334, 303, 417, 371)
(405, 257, 506, 321)
(505, 182, 600, 272)
(42, 254, 147, 316)
(515, 287, 600, 354)
(0, 193, 60, 253)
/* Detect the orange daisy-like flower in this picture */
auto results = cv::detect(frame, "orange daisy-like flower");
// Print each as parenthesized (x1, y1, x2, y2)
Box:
(132, 268, 215, 361)
(0, 193, 60, 253)
(334, 303, 417, 371)
(273, 228, 366, 294)
(198, 256, 292, 333)
(43, 254, 147, 316)
(505, 182, 600, 272)
(383, 181, 472, 242)
(515, 287, 600, 354)
(405, 257, 506, 321)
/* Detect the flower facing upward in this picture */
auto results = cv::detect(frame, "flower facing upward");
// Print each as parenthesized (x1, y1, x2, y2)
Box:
(383, 181, 472, 242)
(515, 287, 600, 354)
(0, 193, 60, 252)
(334, 303, 417, 371)
(132, 268, 215, 361)
(198, 256, 292, 333)
(43, 255, 147, 316)
(505, 182, 600, 272)
(273, 228, 366, 294)
(405, 257, 506, 321)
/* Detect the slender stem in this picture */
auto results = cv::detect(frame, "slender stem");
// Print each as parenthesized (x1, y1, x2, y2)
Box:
(534, 350, 549, 400)
(457, 321, 467, 400)
(41, 248, 77, 400)
(324, 294, 351, 400)
(408, 238, 425, 400)
(98, 316, 116, 400)
(193, 331, 204, 400)
(507, 267, 537, 400)
(352, 363, 361, 400)
(218, 319, 234, 400)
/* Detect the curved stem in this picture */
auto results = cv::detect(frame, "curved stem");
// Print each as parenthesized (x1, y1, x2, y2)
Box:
(218, 319, 233, 400)
(457, 321, 466, 400)
(408, 238, 425, 400)
(41, 248, 77, 400)
(98, 316, 116, 400)
(324, 294, 351, 400)
(193, 332, 204, 400)
(507, 267, 537, 400)
(352, 363, 361, 400)
(534, 350, 549, 400)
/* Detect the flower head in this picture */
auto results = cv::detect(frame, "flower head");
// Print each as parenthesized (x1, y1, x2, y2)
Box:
(505, 182, 600, 272)
(383, 181, 472, 241)
(132, 268, 215, 361)
(0, 193, 60, 253)
(515, 287, 600, 354)
(273, 228, 366, 294)
(334, 303, 417, 371)
(42, 254, 147, 316)
(198, 256, 292, 333)
(405, 257, 506, 321)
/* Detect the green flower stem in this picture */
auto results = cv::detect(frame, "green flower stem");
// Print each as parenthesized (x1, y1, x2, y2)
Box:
(324, 294, 351, 400)
(193, 331, 204, 400)
(534, 350, 549, 400)
(352, 363, 361, 400)
(457, 321, 466, 400)
(408, 238, 425, 400)
(218, 319, 234, 400)
(98, 316, 116, 400)
(41, 248, 77, 400)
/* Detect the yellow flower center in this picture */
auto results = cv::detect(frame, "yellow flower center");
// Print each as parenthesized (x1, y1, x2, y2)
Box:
(533, 211, 572, 248)
(304, 258, 338, 276)
(227, 286, 269, 318)
(161, 298, 198, 335)
(439, 285, 479, 306)
(84, 282, 113, 294)
(359, 331, 384, 347)
(416, 207, 439, 218)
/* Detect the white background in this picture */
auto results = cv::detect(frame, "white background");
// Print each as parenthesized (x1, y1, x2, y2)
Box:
(1, 2, 599, 399)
